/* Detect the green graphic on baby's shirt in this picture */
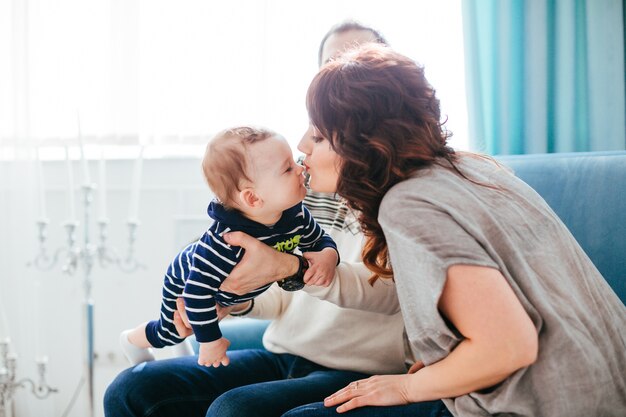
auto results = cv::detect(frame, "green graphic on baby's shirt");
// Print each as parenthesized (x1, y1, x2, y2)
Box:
(273, 235, 301, 252)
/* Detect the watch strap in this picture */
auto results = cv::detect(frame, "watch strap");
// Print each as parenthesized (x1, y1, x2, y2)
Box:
(277, 253, 309, 291)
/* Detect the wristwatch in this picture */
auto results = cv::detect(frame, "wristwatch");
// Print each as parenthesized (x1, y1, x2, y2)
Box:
(277, 253, 309, 291)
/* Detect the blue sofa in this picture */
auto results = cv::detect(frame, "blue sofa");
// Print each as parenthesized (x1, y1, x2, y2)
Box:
(497, 151, 626, 302)
(219, 150, 626, 350)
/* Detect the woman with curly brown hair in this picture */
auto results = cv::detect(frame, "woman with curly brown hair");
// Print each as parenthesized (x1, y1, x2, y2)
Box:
(280, 44, 626, 416)
(224, 44, 626, 416)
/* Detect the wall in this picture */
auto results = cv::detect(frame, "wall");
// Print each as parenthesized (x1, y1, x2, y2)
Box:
(0, 157, 211, 417)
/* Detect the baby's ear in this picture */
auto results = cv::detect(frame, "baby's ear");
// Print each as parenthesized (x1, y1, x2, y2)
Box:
(238, 188, 263, 209)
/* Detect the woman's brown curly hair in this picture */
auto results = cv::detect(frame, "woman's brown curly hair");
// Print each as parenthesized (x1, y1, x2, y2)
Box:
(306, 44, 456, 281)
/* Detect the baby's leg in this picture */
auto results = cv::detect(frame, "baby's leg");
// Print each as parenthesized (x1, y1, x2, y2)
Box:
(154, 292, 195, 357)
(127, 322, 152, 347)
(144, 296, 187, 348)
(120, 322, 156, 365)
(120, 268, 187, 364)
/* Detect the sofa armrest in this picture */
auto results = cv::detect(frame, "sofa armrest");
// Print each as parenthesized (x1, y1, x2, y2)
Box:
(189, 318, 270, 354)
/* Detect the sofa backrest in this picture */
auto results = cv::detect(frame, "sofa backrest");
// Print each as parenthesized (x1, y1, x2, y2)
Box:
(496, 151, 626, 304)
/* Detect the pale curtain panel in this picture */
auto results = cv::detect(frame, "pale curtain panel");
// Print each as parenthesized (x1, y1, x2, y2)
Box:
(463, 0, 626, 155)
(0, 0, 469, 155)
(0, 2, 467, 415)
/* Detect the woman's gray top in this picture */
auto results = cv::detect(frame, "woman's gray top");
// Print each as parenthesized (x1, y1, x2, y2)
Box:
(379, 155, 626, 416)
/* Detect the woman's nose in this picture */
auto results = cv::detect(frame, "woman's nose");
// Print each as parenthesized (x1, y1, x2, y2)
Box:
(297, 126, 314, 153)
(297, 137, 309, 154)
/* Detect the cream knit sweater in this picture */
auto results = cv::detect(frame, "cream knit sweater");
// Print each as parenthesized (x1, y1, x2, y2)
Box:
(245, 194, 409, 375)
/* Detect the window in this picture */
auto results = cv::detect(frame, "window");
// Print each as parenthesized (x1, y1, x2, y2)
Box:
(1, 0, 468, 158)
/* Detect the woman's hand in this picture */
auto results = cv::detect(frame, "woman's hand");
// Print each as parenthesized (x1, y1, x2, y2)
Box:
(324, 374, 415, 413)
(220, 231, 299, 295)
(173, 298, 193, 338)
(407, 361, 425, 374)
(174, 299, 246, 337)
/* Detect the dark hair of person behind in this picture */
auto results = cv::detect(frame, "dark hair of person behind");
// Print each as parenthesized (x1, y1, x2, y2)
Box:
(318, 20, 388, 67)
(306, 44, 456, 281)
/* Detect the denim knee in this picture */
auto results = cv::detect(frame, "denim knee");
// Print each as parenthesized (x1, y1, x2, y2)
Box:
(104, 363, 168, 417)
(282, 401, 454, 417)
(103, 368, 135, 417)
(206, 390, 250, 417)
(282, 403, 336, 417)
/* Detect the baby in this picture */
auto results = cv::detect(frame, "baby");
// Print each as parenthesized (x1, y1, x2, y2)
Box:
(120, 126, 339, 367)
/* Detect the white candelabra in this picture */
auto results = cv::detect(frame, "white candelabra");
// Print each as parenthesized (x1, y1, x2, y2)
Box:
(25, 149, 145, 417)
(0, 339, 57, 417)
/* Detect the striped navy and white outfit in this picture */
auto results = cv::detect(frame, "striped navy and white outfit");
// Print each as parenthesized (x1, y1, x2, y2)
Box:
(145, 200, 338, 348)
(302, 190, 361, 235)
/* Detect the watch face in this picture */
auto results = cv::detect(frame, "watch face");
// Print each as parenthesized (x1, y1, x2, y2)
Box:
(278, 276, 305, 291)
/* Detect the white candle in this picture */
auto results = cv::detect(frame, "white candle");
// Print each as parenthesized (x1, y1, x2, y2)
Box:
(98, 149, 107, 220)
(65, 145, 77, 221)
(128, 145, 144, 221)
(34, 280, 41, 357)
(77, 113, 91, 184)
(35, 147, 47, 220)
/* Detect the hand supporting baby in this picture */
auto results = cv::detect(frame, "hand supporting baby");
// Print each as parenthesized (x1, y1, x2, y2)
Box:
(302, 247, 339, 287)
(173, 298, 235, 367)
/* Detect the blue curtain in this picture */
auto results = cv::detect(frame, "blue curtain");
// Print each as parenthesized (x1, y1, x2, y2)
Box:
(462, 0, 626, 155)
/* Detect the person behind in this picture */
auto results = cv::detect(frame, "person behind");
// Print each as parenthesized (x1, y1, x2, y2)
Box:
(119, 126, 339, 368)
(276, 44, 625, 415)
(104, 21, 411, 417)
(317, 20, 387, 67)
(301, 19, 388, 241)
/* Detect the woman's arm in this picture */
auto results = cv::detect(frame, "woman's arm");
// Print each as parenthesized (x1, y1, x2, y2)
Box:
(325, 264, 538, 413)
(303, 262, 400, 315)
(409, 265, 538, 398)
(245, 284, 291, 319)
(219, 231, 400, 314)
(219, 231, 300, 294)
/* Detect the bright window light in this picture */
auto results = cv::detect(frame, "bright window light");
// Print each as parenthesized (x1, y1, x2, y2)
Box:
(1, 0, 468, 157)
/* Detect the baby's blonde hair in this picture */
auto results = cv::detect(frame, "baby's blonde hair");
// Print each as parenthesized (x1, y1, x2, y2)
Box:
(202, 126, 276, 208)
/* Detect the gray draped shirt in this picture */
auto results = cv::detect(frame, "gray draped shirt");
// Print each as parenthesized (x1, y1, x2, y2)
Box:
(379, 155, 626, 416)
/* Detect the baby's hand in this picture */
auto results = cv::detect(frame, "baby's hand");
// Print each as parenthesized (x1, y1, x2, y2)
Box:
(198, 337, 230, 367)
(302, 247, 338, 287)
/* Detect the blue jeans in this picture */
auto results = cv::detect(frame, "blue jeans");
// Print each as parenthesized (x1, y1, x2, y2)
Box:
(283, 400, 453, 417)
(104, 349, 369, 417)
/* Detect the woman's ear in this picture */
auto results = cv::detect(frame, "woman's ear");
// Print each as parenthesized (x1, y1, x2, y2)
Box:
(238, 188, 263, 209)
